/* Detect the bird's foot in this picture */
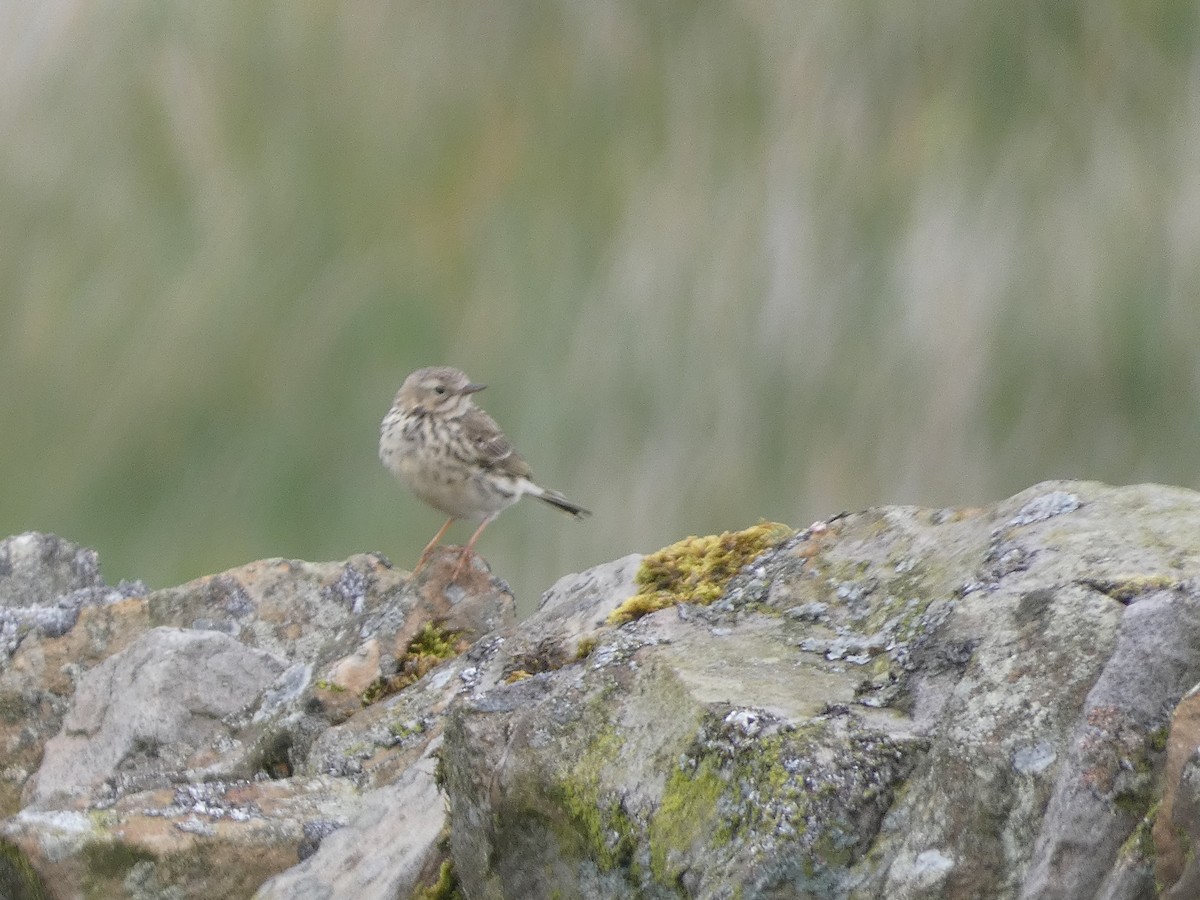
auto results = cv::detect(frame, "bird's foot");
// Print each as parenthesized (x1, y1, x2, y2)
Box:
(449, 546, 478, 581)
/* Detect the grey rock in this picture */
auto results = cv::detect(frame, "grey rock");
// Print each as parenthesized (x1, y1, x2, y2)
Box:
(1013, 741, 1058, 776)
(1021, 585, 1200, 900)
(440, 481, 1200, 899)
(253, 739, 445, 900)
(0, 531, 105, 608)
(0, 544, 515, 898)
(0, 533, 135, 661)
(10, 481, 1200, 898)
(25, 627, 289, 809)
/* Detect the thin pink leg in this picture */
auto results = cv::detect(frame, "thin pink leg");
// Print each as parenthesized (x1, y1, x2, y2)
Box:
(413, 517, 455, 574)
(451, 513, 496, 580)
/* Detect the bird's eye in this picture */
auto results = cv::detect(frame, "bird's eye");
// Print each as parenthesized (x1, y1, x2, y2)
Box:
(433, 386, 446, 395)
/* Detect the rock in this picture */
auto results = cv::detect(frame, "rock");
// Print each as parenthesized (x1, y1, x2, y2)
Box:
(10, 481, 1200, 897)
(439, 481, 1200, 898)
(0, 531, 118, 611)
(253, 738, 445, 900)
(0, 540, 514, 898)
(1020, 588, 1200, 899)
(24, 627, 290, 810)
(0, 533, 149, 817)
(1153, 684, 1200, 897)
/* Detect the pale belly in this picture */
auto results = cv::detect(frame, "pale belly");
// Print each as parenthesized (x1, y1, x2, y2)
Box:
(389, 450, 519, 521)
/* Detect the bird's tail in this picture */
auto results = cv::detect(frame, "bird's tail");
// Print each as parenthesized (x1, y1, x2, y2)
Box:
(535, 487, 591, 520)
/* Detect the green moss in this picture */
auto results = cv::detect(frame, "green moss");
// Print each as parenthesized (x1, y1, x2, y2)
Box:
(607, 591, 677, 624)
(408, 620, 464, 657)
(314, 679, 346, 692)
(412, 859, 461, 900)
(1114, 783, 1155, 818)
(647, 738, 784, 886)
(644, 714, 916, 890)
(608, 522, 793, 625)
(719, 729, 821, 838)
(0, 841, 50, 900)
(361, 678, 388, 704)
(575, 636, 597, 659)
(87, 810, 120, 830)
(362, 621, 465, 704)
(649, 757, 727, 883)
(1118, 800, 1158, 862)
(809, 830, 856, 869)
(388, 719, 426, 740)
(555, 726, 636, 871)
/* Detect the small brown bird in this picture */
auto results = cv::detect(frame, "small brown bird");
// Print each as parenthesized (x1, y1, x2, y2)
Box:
(379, 366, 590, 578)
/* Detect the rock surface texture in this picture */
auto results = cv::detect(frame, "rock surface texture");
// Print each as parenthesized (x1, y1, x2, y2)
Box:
(4, 481, 1200, 898)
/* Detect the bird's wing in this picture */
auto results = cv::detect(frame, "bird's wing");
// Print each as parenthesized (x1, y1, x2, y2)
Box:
(461, 407, 534, 479)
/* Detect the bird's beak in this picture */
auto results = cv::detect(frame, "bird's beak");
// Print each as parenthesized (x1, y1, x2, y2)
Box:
(461, 382, 486, 395)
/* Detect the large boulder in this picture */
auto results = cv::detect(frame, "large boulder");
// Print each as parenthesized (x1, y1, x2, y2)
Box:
(9, 481, 1200, 898)
(441, 481, 1200, 899)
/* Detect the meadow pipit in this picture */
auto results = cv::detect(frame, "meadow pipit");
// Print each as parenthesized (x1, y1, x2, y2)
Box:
(379, 366, 591, 578)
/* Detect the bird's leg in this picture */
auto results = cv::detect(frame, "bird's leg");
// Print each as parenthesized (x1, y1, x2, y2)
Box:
(451, 513, 497, 580)
(413, 517, 456, 575)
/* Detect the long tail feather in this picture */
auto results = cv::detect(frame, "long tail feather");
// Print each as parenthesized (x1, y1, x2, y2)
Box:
(535, 488, 591, 520)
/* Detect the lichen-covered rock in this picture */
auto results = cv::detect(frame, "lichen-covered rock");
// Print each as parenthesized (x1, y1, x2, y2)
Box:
(0, 531, 132, 613)
(253, 739, 445, 900)
(24, 627, 290, 810)
(440, 481, 1200, 899)
(245, 555, 642, 900)
(1152, 685, 1200, 898)
(11, 481, 1200, 898)
(0, 541, 515, 899)
(0, 532, 148, 817)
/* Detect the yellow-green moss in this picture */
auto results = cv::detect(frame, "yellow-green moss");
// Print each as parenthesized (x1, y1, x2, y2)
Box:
(412, 859, 460, 900)
(1118, 800, 1158, 864)
(388, 719, 426, 741)
(556, 725, 636, 871)
(87, 810, 120, 830)
(607, 592, 677, 625)
(608, 522, 793, 625)
(575, 636, 598, 660)
(362, 621, 465, 704)
(649, 757, 727, 883)
(643, 716, 909, 889)
(407, 621, 464, 657)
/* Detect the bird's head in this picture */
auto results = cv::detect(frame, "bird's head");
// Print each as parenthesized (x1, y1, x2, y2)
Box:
(395, 366, 485, 417)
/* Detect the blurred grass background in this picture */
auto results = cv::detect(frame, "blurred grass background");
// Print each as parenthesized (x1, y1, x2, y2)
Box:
(3, 1, 1200, 613)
